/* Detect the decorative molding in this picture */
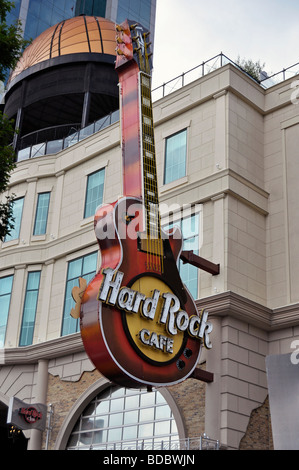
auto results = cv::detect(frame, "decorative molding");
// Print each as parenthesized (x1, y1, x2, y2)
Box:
(196, 291, 299, 331)
(2, 333, 84, 365)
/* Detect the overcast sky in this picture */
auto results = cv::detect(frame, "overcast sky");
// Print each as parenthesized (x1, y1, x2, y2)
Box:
(151, 0, 299, 89)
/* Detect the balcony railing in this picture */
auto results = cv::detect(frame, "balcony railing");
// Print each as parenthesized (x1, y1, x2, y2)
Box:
(79, 434, 221, 451)
(16, 110, 120, 162)
(16, 52, 299, 162)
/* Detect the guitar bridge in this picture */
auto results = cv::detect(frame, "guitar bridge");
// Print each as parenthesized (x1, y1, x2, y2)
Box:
(137, 233, 164, 257)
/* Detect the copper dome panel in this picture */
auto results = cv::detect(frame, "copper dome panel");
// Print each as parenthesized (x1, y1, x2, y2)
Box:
(9, 16, 116, 84)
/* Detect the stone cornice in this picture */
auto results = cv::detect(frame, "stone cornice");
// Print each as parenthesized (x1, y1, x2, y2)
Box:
(196, 291, 299, 331)
(2, 333, 84, 365)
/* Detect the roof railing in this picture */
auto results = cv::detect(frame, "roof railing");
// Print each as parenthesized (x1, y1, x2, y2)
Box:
(152, 52, 299, 100)
(16, 52, 299, 162)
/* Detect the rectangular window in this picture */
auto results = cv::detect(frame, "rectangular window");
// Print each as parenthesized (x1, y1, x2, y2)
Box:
(164, 129, 187, 185)
(19, 271, 41, 346)
(84, 169, 105, 219)
(164, 213, 199, 299)
(33, 192, 51, 235)
(61, 252, 98, 336)
(4, 197, 24, 242)
(0, 275, 14, 347)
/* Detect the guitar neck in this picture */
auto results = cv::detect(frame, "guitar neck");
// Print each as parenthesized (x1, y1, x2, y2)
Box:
(115, 19, 164, 271)
(139, 71, 161, 241)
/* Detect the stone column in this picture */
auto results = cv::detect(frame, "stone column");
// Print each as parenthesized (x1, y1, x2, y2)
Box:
(27, 359, 49, 450)
(205, 316, 222, 443)
(213, 90, 228, 172)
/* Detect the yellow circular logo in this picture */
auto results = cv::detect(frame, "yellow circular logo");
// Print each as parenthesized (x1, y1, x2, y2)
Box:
(125, 276, 185, 363)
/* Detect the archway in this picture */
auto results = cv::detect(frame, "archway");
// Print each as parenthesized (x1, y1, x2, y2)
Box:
(55, 378, 186, 450)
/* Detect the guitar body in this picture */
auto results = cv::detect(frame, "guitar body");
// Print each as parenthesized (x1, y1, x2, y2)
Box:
(80, 196, 202, 388)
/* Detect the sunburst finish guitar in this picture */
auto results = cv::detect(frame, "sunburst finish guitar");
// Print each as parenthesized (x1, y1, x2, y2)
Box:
(79, 20, 210, 388)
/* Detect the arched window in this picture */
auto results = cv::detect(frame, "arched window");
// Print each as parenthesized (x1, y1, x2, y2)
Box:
(66, 385, 179, 450)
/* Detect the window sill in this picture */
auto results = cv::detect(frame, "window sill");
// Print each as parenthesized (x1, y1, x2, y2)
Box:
(80, 216, 94, 228)
(160, 176, 188, 193)
(1, 238, 19, 248)
(31, 234, 47, 242)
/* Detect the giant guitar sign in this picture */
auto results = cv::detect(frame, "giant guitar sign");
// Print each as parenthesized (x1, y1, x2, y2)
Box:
(77, 19, 213, 388)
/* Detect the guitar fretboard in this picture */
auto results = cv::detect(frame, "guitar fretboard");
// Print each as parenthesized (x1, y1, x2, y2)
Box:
(139, 71, 163, 272)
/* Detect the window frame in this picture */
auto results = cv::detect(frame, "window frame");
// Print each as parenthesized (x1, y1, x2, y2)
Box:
(0, 274, 14, 348)
(61, 251, 98, 337)
(66, 385, 179, 450)
(163, 128, 188, 186)
(4, 196, 25, 242)
(83, 167, 106, 219)
(162, 206, 202, 300)
(33, 191, 51, 236)
(19, 270, 41, 347)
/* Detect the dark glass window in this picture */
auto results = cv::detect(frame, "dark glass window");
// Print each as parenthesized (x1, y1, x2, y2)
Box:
(75, 0, 107, 16)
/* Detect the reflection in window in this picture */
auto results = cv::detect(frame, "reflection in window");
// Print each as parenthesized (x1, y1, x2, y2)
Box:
(164, 213, 199, 299)
(61, 252, 97, 336)
(19, 271, 41, 346)
(0, 275, 14, 347)
(33, 192, 50, 235)
(66, 386, 179, 450)
(4, 197, 24, 242)
(84, 168, 105, 219)
(116, 0, 151, 30)
(164, 129, 187, 185)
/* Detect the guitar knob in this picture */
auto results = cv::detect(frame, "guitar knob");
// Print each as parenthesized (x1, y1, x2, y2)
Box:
(184, 348, 192, 359)
(176, 359, 185, 370)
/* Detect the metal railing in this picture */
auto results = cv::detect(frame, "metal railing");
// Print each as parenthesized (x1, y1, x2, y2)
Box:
(151, 52, 299, 100)
(16, 110, 120, 162)
(74, 435, 221, 451)
(16, 52, 299, 162)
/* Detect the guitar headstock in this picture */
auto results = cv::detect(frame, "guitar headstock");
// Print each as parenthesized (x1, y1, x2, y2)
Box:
(115, 19, 152, 74)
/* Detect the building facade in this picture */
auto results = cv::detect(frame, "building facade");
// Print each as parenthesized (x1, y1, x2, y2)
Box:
(1, 16, 299, 449)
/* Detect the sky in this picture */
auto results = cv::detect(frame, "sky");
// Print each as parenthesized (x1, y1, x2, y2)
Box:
(151, 0, 299, 89)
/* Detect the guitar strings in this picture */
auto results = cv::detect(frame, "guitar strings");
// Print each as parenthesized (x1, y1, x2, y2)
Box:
(136, 33, 164, 274)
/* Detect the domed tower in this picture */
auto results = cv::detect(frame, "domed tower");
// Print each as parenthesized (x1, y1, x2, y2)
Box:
(4, 15, 118, 156)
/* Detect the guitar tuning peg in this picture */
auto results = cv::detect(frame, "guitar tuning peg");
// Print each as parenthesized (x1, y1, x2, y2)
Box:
(116, 36, 124, 44)
(143, 31, 150, 38)
(134, 46, 141, 52)
(116, 24, 124, 32)
(115, 47, 124, 55)
(130, 23, 138, 30)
